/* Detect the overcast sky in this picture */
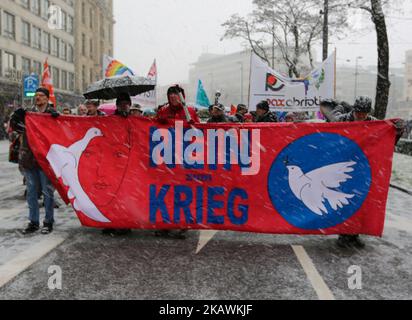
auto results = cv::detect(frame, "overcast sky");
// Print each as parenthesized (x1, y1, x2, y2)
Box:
(114, 0, 412, 86)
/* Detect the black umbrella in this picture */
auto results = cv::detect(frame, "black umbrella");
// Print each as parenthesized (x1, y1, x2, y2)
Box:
(83, 75, 156, 100)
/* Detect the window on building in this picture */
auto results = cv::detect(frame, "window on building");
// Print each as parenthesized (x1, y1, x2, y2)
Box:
(61, 70, 67, 90)
(67, 15, 74, 35)
(22, 21, 31, 46)
(82, 65, 86, 89)
(32, 60, 42, 77)
(52, 36, 59, 57)
(89, 38, 93, 59)
(21, 0, 30, 9)
(61, 41, 67, 61)
(41, 0, 50, 20)
(90, 8, 94, 29)
(31, 0, 41, 16)
(90, 69, 93, 84)
(3, 12, 16, 39)
(22, 57, 31, 75)
(61, 11, 67, 32)
(32, 26, 42, 50)
(82, 33, 86, 56)
(4, 52, 16, 70)
(82, 2, 86, 24)
(42, 32, 50, 54)
(68, 44, 74, 63)
(68, 72, 75, 91)
(52, 67, 60, 88)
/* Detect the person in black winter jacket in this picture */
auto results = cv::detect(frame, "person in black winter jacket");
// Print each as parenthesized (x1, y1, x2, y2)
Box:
(254, 101, 278, 123)
(10, 88, 59, 235)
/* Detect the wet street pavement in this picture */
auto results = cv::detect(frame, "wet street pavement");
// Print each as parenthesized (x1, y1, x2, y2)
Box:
(0, 141, 411, 300)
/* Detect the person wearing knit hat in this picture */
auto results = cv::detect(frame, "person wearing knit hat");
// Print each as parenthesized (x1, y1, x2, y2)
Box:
(114, 92, 132, 117)
(254, 100, 278, 123)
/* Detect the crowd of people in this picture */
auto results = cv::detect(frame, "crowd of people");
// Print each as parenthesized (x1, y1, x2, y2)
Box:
(5, 84, 406, 248)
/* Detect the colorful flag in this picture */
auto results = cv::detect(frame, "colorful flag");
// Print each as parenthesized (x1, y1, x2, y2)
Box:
(196, 80, 210, 109)
(103, 55, 135, 77)
(41, 59, 57, 108)
(26, 115, 396, 236)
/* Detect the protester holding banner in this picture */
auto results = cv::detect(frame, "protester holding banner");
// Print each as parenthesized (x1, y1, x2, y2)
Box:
(155, 85, 200, 239)
(156, 85, 200, 124)
(254, 101, 278, 123)
(10, 88, 59, 235)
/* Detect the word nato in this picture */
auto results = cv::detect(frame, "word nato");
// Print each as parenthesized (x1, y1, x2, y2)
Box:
(150, 121, 261, 175)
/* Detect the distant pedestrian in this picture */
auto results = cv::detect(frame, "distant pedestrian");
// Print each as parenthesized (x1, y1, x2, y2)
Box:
(85, 100, 105, 116)
(130, 104, 143, 117)
(207, 104, 229, 123)
(77, 104, 88, 116)
(62, 107, 71, 115)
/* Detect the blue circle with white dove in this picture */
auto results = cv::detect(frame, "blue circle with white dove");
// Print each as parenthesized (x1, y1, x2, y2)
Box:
(267, 133, 372, 230)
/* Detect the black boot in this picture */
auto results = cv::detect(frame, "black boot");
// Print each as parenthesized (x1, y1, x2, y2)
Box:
(337, 235, 365, 249)
(41, 222, 53, 235)
(22, 222, 40, 235)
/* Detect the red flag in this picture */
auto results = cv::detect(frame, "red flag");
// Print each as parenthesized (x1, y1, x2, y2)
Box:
(230, 105, 237, 116)
(26, 115, 396, 236)
(41, 59, 57, 108)
(147, 59, 157, 81)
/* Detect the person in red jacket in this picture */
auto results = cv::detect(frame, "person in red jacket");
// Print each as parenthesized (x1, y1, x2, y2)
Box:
(155, 85, 199, 240)
(156, 85, 200, 124)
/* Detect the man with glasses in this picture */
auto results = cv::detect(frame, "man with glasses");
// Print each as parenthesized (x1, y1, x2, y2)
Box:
(10, 88, 59, 235)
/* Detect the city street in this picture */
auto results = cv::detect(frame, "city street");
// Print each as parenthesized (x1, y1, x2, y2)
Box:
(0, 140, 411, 300)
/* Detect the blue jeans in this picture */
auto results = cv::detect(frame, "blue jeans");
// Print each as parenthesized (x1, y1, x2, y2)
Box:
(24, 168, 55, 225)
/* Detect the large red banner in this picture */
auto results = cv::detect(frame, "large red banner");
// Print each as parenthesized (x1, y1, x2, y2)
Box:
(26, 114, 396, 236)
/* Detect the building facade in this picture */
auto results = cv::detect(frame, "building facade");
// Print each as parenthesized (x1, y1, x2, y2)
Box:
(74, 0, 114, 93)
(0, 0, 79, 109)
(0, 0, 114, 114)
(405, 50, 412, 102)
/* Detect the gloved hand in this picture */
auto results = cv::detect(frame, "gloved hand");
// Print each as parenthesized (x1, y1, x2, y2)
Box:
(10, 108, 27, 133)
(50, 110, 60, 118)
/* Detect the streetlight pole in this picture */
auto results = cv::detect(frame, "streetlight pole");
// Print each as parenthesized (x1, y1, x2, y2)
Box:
(354, 56, 363, 99)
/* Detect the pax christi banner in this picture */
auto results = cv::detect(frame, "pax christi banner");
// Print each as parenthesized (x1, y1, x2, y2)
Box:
(249, 52, 336, 112)
(26, 114, 396, 236)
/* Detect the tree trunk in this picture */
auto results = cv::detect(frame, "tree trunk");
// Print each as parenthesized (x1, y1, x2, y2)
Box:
(322, 0, 329, 61)
(371, 0, 390, 119)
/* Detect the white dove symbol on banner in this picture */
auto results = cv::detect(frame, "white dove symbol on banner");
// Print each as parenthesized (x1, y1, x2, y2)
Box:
(286, 161, 356, 216)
